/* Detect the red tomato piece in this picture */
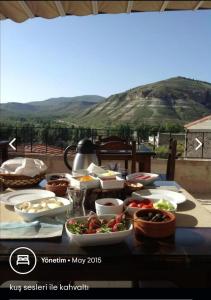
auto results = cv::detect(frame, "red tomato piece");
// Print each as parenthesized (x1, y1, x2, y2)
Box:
(107, 219, 116, 228)
(128, 202, 138, 208)
(141, 203, 153, 209)
(141, 199, 151, 205)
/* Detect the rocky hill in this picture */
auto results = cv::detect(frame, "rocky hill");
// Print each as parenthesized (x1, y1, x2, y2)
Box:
(76, 77, 211, 127)
(1, 77, 211, 127)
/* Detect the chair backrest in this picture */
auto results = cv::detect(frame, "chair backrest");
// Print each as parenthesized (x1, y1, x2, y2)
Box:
(166, 138, 177, 180)
(98, 135, 128, 144)
(97, 140, 136, 173)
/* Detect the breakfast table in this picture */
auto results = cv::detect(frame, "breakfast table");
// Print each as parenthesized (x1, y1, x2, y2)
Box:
(0, 180, 211, 287)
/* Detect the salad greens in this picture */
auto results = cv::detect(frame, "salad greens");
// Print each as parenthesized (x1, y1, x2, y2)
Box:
(153, 199, 175, 211)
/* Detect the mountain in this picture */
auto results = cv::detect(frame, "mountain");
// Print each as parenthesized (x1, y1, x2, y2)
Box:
(76, 77, 211, 127)
(1, 77, 211, 127)
(0, 95, 105, 120)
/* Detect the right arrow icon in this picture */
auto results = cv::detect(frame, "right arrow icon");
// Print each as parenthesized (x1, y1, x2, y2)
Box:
(195, 138, 202, 151)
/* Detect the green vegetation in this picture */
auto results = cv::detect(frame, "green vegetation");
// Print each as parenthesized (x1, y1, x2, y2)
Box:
(0, 95, 104, 124)
(155, 143, 185, 158)
(1, 77, 211, 134)
(77, 76, 211, 127)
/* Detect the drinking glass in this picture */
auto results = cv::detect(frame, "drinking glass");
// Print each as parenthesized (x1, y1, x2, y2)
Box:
(118, 168, 128, 179)
(67, 187, 87, 217)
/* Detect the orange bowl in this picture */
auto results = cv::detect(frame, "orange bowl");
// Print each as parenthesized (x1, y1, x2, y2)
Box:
(134, 208, 176, 238)
(46, 179, 69, 197)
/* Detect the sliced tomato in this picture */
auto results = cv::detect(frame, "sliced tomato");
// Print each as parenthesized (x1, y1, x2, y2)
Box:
(141, 204, 153, 209)
(107, 218, 116, 228)
(115, 213, 125, 223)
(128, 202, 138, 208)
(140, 199, 152, 205)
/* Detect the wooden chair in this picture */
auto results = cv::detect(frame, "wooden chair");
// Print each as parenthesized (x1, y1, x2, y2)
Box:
(98, 135, 127, 143)
(97, 140, 136, 173)
(159, 138, 177, 181)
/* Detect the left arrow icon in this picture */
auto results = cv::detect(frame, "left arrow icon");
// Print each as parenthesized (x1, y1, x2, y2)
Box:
(9, 138, 16, 150)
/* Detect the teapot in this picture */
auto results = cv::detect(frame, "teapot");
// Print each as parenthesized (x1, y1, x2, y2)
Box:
(64, 139, 99, 174)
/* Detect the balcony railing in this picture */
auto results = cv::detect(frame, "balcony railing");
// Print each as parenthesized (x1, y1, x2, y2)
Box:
(0, 126, 186, 157)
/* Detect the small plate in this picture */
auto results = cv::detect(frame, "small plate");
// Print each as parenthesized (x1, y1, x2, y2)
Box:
(0, 189, 55, 206)
(132, 189, 186, 204)
(126, 172, 159, 185)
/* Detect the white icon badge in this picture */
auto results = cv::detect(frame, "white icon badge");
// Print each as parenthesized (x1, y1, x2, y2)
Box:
(9, 247, 37, 275)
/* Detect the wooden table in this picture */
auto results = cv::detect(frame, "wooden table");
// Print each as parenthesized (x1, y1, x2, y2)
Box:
(136, 144, 155, 172)
(0, 182, 211, 287)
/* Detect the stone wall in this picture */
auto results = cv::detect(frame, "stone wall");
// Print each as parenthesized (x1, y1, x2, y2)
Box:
(151, 158, 211, 194)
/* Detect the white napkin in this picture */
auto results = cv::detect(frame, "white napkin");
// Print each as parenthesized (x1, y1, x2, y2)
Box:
(1, 158, 47, 177)
(87, 163, 105, 175)
(0, 221, 63, 239)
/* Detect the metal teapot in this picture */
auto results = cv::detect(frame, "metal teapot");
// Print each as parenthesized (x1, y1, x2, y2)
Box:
(64, 138, 99, 173)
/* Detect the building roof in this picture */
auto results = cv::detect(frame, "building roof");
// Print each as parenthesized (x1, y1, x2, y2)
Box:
(1, 1, 211, 23)
(184, 115, 211, 131)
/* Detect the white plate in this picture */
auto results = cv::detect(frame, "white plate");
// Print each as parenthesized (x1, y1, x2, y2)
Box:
(14, 197, 72, 221)
(132, 189, 186, 204)
(126, 172, 159, 185)
(0, 189, 55, 206)
(65, 214, 132, 247)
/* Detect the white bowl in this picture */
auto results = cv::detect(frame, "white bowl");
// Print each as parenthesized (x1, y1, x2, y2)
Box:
(69, 175, 100, 189)
(99, 176, 125, 190)
(14, 197, 72, 221)
(65, 214, 132, 246)
(95, 198, 124, 215)
(126, 172, 159, 186)
(124, 196, 177, 217)
(124, 197, 144, 216)
(152, 197, 177, 213)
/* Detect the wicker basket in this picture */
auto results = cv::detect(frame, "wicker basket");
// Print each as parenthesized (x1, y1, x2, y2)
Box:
(0, 173, 45, 188)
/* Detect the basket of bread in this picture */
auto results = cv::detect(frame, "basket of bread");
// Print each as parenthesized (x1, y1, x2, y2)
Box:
(0, 158, 47, 188)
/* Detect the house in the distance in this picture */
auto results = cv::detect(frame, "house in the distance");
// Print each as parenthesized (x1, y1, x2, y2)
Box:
(184, 115, 211, 159)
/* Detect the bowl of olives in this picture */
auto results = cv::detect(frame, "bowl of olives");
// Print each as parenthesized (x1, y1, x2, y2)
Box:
(134, 208, 176, 238)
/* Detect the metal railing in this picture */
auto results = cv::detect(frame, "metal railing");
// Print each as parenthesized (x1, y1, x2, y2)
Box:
(0, 126, 186, 157)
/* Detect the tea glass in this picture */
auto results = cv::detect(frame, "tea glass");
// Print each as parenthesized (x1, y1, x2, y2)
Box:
(67, 187, 87, 217)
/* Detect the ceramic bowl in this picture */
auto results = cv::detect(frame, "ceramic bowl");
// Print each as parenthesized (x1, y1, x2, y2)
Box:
(95, 198, 124, 215)
(124, 197, 177, 217)
(134, 208, 176, 238)
(46, 180, 69, 196)
(124, 197, 146, 216)
(125, 181, 144, 193)
(65, 214, 132, 246)
(15, 196, 72, 221)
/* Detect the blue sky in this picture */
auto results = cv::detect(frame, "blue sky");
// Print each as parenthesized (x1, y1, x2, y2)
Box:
(1, 10, 211, 103)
